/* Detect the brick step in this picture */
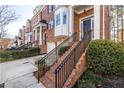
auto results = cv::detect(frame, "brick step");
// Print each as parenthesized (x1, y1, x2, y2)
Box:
(63, 48, 88, 88)
(45, 71, 55, 82)
(40, 75, 55, 88)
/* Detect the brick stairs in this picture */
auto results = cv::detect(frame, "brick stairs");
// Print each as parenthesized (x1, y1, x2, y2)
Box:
(40, 43, 88, 88)
(40, 42, 79, 88)
(63, 48, 88, 88)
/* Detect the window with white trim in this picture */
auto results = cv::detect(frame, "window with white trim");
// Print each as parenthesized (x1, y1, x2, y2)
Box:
(63, 12, 67, 24)
(56, 13, 60, 26)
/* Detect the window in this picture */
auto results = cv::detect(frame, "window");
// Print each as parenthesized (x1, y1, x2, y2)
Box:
(44, 34, 47, 45)
(63, 12, 67, 24)
(48, 5, 54, 14)
(48, 20, 54, 30)
(56, 13, 60, 26)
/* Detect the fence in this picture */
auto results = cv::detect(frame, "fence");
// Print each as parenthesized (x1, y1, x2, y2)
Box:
(38, 32, 77, 82)
(55, 31, 91, 88)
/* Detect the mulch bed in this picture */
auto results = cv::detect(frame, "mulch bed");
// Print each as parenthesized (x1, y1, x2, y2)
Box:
(97, 76, 124, 88)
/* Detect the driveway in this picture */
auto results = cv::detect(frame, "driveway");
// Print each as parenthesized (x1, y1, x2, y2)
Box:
(0, 55, 45, 88)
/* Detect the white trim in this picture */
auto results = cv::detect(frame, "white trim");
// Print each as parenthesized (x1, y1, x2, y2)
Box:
(79, 14, 94, 40)
(94, 5, 100, 39)
(75, 6, 93, 14)
(103, 6, 105, 40)
(79, 14, 93, 21)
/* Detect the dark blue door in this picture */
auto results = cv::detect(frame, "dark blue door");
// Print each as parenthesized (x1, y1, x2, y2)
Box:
(83, 19, 91, 35)
(82, 19, 91, 40)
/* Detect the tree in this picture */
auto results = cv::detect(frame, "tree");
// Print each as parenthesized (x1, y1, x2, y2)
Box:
(0, 5, 17, 38)
(111, 5, 124, 43)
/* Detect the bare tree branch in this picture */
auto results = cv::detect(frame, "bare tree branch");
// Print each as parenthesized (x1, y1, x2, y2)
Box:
(0, 5, 17, 38)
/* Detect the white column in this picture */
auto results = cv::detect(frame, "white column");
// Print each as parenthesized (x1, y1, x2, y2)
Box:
(39, 26, 42, 45)
(94, 5, 100, 39)
(35, 29, 37, 41)
(69, 6, 74, 36)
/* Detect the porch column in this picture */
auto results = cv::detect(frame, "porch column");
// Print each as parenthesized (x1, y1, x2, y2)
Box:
(35, 29, 37, 41)
(69, 6, 74, 36)
(94, 5, 101, 39)
(39, 25, 42, 45)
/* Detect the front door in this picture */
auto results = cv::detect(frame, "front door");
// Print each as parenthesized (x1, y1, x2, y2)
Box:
(80, 17, 93, 40)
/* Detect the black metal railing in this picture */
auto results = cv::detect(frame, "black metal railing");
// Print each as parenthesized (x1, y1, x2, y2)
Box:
(38, 32, 77, 82)
(55, 31, 91, 88)
(17, 40, 38, 50)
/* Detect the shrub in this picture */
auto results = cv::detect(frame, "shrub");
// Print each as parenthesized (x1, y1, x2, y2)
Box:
(0, 47, 40, 62)
(38, 59, 48, 77)
(58, 46, 70, 56)
(87, 40, 124, 76)
(74, 70, 102, 88)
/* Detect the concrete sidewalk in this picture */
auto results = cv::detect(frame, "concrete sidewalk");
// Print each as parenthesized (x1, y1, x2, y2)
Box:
(0, 55, 45, 88)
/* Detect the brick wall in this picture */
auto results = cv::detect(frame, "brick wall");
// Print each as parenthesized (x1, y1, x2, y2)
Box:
(104, 5, 111, 40)
(42, 5, 55, 22)
(40, 5, 55, 54)
(100, 5, 111, 40)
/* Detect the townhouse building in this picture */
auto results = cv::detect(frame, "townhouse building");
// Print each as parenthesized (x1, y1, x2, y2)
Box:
(14, 5, 117, 88)
(40, 5, 55, 53)
(31, 5, 55, 54)
(37, 5, 112, 88)
(17, 28, 24, 47)
(44, 5, 111, 53)
(15, 5, 111, 53)
(31, 5, 45, 47)
(25, 19, 32, 44)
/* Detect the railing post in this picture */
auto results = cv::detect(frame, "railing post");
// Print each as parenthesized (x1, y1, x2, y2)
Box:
(38, 61, 40, 83)
(55, 42, 57, 63)
(55, 69, 57, 88)
(74, 48, 76, 67)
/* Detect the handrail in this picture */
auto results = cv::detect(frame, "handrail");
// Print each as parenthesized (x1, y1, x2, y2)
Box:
(39, 32, 77, 63)
(37, 32, 77, 82)
(55, 31, 91, 88)
(16, 40, 38, 50)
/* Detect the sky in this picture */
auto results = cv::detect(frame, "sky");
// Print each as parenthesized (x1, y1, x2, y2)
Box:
(6, 5, 35, 38)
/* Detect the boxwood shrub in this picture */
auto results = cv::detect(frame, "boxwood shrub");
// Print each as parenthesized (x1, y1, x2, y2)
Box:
(58, 46, 70, 56)
(0, 47, 40, 62)
(87, 40, 124, 76)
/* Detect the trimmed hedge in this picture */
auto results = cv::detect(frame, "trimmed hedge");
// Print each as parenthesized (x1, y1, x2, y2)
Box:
(87, 40, 124, 76)
(58, 46, 70, 56)
(0, 48, 40, 62)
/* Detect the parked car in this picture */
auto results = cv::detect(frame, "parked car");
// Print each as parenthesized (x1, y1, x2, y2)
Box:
(6, 47, 17, 51)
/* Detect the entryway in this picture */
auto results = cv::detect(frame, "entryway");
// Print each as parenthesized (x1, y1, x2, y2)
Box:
(80, 16, 94, 40)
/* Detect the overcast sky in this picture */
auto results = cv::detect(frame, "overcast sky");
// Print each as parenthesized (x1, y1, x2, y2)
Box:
(6, 5, 35, 38)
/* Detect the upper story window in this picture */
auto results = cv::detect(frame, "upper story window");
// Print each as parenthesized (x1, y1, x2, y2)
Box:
(48, 20, 54, 30)
(48, 5, 54, 14)
(56, 13, 60, 26)
(63, 12, 67, 24)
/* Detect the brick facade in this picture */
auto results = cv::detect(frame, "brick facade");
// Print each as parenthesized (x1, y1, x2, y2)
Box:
(104, 5, 111, 40)
(100, 5, 111, 40)
(17, 5, 112, 54)
(40, 5, 55, 54)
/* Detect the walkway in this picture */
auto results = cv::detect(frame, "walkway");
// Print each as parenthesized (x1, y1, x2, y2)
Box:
(0, 55, 45, 88)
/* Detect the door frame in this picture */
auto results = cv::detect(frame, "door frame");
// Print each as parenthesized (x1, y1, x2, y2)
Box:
(79, 14, 94, 40)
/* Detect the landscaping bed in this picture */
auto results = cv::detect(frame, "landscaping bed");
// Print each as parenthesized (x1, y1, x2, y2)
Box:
(74, 40, 124, 88)
(0, 47, 40, 63)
